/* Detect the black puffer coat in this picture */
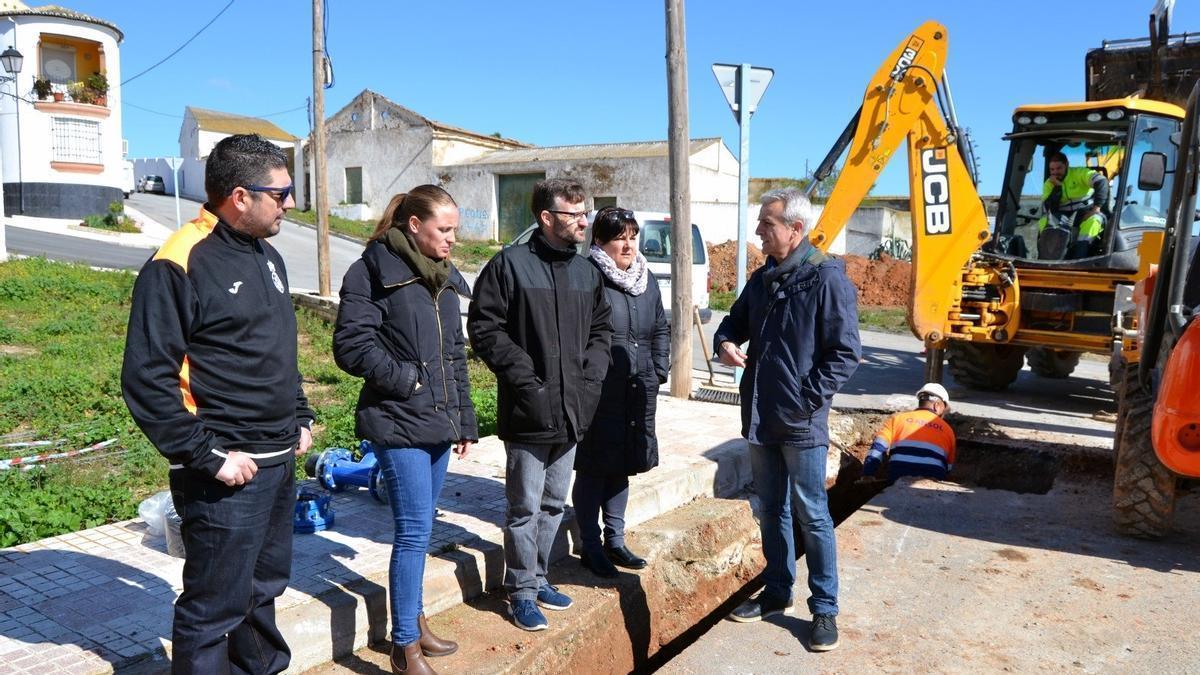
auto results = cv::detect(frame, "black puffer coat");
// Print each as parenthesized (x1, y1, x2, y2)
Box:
(333, 240, 478, 448)
(467, 229, 613, 444)
(576, 264, 670, 476)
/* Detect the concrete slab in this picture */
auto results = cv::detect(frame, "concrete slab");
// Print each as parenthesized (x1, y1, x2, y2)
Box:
(663, 478, 1200, 674)
(0, 395, 761, 674)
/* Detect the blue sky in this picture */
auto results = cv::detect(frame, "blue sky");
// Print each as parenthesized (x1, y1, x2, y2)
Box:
(61, 0, 1200, 195)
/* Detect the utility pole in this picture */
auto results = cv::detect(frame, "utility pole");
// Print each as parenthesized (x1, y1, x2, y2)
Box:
(665, 0, 693, 398)
(312, 0, 331, 296)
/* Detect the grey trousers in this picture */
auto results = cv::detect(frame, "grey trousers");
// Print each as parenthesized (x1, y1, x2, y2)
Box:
(503, 441, 576, 601)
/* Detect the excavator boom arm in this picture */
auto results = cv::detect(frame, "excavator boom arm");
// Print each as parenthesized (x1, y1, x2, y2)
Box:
(808, 21, 995, 344)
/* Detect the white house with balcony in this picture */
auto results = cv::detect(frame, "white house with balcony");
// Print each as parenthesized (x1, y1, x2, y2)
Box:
(0, 2, 124, 219)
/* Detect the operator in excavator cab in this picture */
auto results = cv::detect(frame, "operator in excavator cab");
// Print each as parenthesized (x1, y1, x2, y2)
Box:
(1038, 151, 1110, 260)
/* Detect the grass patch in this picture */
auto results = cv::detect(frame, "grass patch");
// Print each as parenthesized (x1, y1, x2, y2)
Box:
(453, 240, 502, 272)
(0, 258, 499, 546)
(859, 306, 909, 334)
(709, 290, 735, 312)
(284, 210, 500, 272)
(286, 209, 375, 241)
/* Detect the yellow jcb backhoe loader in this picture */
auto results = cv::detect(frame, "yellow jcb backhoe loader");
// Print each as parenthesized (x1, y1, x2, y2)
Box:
(805, 20, 1183, 391)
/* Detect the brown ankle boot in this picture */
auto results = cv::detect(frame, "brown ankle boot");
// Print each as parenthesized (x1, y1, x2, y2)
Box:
(391, 640, 436, 675)
(418, 612, 459, 657)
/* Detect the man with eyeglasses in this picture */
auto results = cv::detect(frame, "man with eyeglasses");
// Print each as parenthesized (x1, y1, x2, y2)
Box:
(862, 383, 956, 483)
(468, 178, 613, 632)
(121, 133, 313, 674)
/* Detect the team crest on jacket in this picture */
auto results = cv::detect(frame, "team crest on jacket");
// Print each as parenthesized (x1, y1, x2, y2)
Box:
(267, 260, 285, 293)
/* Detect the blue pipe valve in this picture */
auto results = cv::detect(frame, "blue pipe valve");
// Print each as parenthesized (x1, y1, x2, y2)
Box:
(304, 440, 388, 503)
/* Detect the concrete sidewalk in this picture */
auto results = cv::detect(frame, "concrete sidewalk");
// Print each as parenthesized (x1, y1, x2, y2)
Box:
(3, 206, 173, 251)
(0, 396, 762, 674)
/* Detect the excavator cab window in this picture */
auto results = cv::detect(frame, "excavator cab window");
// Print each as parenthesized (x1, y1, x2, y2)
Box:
(1119, 116, 1177, 237)
(994, 111, 1179, 267)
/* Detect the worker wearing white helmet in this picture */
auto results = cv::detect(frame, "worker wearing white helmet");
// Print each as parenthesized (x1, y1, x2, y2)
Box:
(863, 383, 956, 482)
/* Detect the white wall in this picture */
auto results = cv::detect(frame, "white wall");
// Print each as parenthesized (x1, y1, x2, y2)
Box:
(0, 16, 124, 194)
(439, 144, 741, 241)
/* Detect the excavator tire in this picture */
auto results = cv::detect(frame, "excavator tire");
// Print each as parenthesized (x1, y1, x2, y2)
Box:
(945, 342, 1027, 391)
(1026, 347, 1082, 379)
(1112, 363, 1177, 538)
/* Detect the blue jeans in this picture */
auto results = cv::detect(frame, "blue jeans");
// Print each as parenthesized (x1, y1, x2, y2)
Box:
(169, 460, 295, 675)
(503, 442, 575, 601)
(374, 443, 451, 646)
(748, 442, 838, 616)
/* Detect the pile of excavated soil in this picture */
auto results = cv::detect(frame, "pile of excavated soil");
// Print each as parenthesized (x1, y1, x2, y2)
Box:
(707, 242, 912, 307)
(842, 253, 911, 307)
(707, 241, 765, 293)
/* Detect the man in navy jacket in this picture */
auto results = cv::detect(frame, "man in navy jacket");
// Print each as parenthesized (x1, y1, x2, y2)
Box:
(714, 188, 861, 653)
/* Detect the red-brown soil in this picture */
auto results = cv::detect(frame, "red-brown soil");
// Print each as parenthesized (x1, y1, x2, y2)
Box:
(707, 242, 912, 307)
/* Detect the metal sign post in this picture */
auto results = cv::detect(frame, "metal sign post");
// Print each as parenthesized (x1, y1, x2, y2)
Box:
(712, 62, 773, 382)
(166, 157, 183, 228)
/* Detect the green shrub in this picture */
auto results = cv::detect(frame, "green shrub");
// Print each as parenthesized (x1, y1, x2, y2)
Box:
(471, 387, 498, 438)
(80, 202, 140, 233)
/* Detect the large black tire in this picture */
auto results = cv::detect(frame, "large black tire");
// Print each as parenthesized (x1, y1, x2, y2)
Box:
(1112, 363, 1177, 538)
(945, 342, 1027, 391)
(1026, 347, 1082, 379)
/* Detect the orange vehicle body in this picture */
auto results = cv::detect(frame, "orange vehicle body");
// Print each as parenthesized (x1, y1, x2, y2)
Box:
(1151, 317, 1200, 475)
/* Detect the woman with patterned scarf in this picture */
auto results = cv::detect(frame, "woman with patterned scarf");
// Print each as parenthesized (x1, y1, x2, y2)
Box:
(574, 207, 670, 578)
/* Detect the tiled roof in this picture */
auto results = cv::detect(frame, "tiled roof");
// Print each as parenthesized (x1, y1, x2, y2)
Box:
(0, 3, 123, 41)
(187, 107, 299, 142)
(466, 138, 721, 165)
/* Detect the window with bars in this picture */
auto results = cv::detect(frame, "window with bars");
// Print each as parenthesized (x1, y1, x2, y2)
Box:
(51, 117, 102, 164)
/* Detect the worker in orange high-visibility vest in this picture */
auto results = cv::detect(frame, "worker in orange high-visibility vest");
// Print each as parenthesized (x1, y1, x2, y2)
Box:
(863, 383, 956, 483)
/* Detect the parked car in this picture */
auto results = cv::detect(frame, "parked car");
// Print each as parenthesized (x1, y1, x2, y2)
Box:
(139, 175, 166, 195)
(509, 210, 712, 322)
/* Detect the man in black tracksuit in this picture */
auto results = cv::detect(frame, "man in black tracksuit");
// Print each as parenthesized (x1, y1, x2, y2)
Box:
(468, 178, 612, 631)
(121, 135, 313, 674)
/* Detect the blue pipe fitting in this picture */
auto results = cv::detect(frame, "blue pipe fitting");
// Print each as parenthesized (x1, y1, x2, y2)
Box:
(294, 489, 334, 533)
(304, 440, 388, 504)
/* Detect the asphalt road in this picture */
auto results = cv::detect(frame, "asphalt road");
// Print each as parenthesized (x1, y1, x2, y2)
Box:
(6, 226, 154, 270)
(691, 310, 1116, 448)
(129, 193, 363, 293)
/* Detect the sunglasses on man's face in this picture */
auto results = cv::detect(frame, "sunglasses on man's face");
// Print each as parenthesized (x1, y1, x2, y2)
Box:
(242, 184, 294, 204)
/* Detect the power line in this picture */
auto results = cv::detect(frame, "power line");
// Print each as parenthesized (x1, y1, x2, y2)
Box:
(123, 100, 308, 119)
(121, 0, 238, 86)
(256, 103, 308, 118)
(124, 101, 182, 118)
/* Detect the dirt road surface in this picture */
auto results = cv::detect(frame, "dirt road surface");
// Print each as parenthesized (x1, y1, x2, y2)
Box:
(662, 477, 1200, 674)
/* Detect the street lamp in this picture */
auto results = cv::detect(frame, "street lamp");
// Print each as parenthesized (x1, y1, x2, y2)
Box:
(1, 46, 23, 214)
(0, 46, 22, 75)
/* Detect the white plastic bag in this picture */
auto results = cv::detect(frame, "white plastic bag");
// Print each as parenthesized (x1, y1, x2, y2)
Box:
(163, 498, 185, 558)
(137, 490, 171, 537)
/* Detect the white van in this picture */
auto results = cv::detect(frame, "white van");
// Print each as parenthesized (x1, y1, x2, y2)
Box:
(121, 160, 135, 198)
(509, 210, 712, 322)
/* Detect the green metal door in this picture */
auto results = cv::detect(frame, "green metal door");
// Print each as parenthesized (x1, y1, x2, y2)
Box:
(497, 172, 545, 242)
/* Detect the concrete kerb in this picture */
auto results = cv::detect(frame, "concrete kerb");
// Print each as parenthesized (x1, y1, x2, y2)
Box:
(0, 395, 760, 674)
(3, 205, 172, 250)
(284, 217, 369, 246)
(277, 406, 758, 672)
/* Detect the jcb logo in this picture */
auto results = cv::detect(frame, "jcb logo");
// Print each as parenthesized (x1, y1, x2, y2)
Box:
(921, 148, 951, 235)
(889, 36, 925, 81)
